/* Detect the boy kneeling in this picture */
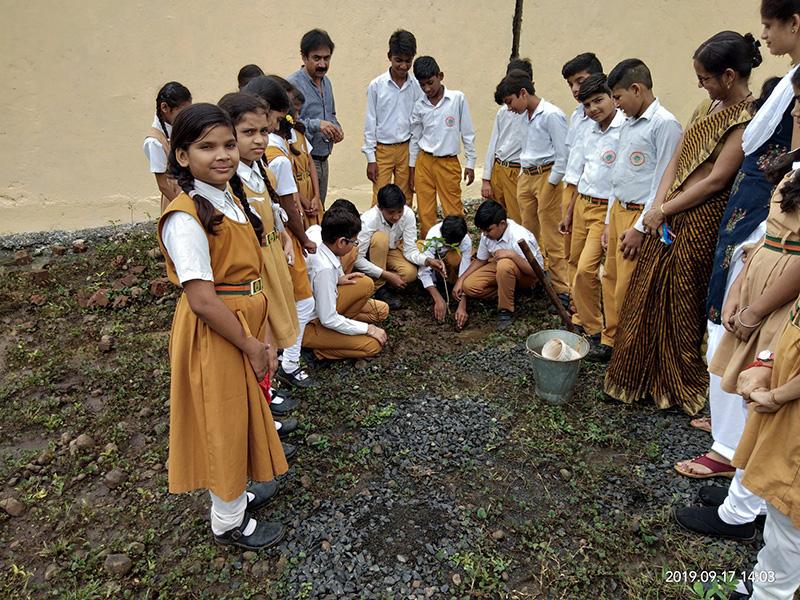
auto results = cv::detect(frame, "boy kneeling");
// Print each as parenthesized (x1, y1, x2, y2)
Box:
(302, 200, 389, 359)
(454, 200, 542, 330)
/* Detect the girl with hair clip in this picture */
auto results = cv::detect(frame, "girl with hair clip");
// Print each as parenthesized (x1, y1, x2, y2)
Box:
(242, 75, 318, 389)
(674, 69, 800, 542)
(218, 91, 302, 430)
(157, 103, 288, 550)
(143, 82, 192, 213)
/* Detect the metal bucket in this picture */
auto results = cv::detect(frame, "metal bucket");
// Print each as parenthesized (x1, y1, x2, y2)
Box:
(525, 330, 590, 406)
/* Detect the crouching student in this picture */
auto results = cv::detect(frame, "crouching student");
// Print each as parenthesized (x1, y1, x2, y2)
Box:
(354, 183, 441, 309)
(559, 74, 624, 350)
(418, 215, 473, 328)
(158, 103, 287, 550)
(302, 200, 390, 359)
(454, 200, 543, 330)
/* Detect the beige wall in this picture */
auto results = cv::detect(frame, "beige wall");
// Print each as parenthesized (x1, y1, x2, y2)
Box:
(0, 1, 786, 233)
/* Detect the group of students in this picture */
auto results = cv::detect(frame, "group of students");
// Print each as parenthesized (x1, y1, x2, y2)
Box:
(142, 5, 800, 597)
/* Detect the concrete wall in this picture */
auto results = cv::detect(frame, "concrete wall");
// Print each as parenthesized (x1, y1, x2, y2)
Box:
(0, 0, 785, 233)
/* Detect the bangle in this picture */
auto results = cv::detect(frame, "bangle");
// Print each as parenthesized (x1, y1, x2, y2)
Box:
(736, 306, 763, 328)
(659, 204, 667, 216)
(744, 359, 773, 370)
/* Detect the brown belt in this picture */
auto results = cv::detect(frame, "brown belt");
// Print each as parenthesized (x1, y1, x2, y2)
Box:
(495, 157, 521, 169)
(521, 163, 553, 176)
(617, 200, 644, 212)
(378, 139, 411, 147)
(581, 194, 608, 206)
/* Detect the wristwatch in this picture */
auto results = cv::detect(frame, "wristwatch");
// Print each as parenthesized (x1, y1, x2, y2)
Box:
(757, 350, 775, 362)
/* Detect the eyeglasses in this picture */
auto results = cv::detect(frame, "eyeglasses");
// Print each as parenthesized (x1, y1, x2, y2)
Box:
(697, 74, 719, 85)
(342, 237, 360, 246)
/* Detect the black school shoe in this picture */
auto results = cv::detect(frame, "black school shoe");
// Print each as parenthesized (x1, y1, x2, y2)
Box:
(269, 394, 298, 417)
(275, 417, 298, 438)
(547, 292, 571, 316)
(246, 480, 279, 512)
(497, 309, 514, 331)
(214, 512, 285, 550)
(374, 285, 401, 310)
(282, 442, 297, 462)
(276, 364, 316, 390)
(698, 486, 767, 531)
(672, 506, 756, 542)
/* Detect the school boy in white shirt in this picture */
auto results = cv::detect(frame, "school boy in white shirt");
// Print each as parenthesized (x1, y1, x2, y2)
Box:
(481, 58, 532, 223)
(558, 75, 624, 349)
(408, 56, 477, 237)
(495, 70, 570, 307)
(454, 200, 543, 331)
(354, 184, 445, 309)
(302, 200, 389, 359)
(418, 215, 473, 329)
(362, 29, 423, 206)
(593, 59, 682, 362)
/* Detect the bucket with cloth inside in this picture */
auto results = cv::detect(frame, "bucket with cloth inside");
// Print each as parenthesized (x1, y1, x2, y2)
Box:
(525, 330, 590, 405)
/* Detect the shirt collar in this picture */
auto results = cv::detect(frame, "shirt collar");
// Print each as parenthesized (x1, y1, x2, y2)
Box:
(318, 241, 341, 269)
(151, 114, 172, 137)
(236, 161, 264, 189)
(423, 86, 453, 107)
(384, 69, 413, 90)
(498, 220, 514, 244)
(193, 179, 234, 211)
(636, 98, 661, 122)
(528, 98, 547, 121)
(593, 109, 626, 133)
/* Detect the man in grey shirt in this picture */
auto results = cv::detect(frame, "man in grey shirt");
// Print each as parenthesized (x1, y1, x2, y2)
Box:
(287, 28, 344, 205)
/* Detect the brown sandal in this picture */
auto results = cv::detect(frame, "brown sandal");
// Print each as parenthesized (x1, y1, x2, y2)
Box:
(674, 454, 734, 479)
(690, 416, 712, 434)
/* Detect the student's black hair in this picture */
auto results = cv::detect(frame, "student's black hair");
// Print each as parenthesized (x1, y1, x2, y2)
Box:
(440, 215, 468, 245)
(474, 200, 507, 229)
(494, 70, 535, 105)
(761, 0, 800, 20)
(754, 76, 783, 110)
(561, 52, 603, 80)
(377, 184, 407, 210)
(327, 198, 360, 219)
(300, 28, 334, 56)
(268, 74, 308, 137)
(506, 57, 533, 78)
(693, 31, 763, 78)
(155, 82, 192, 140)
(217, 93, 272, 245)
(321, 203, 361, 243)
(764, 68, 800, 212)
(577, 73, 611, 103)
(607, 58, 653, 91)
(413, 56, 441, 81)
(389, 29, 417, 57)
(242, 75, 303, 154)
(168, 103, 240, 237)
(237, 64, 264, 90)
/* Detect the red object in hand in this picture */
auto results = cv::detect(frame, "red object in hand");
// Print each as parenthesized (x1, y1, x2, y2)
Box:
(258, 374, 272, 403)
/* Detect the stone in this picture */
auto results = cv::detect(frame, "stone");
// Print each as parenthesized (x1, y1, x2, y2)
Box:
(452, 573, 462, 586)
(103, 554, 132, 576)
(149, 278, 171, 297)
(355, 359, 368, 370)
(104, 468, 127, 489)
(127, 542, 145, 555)
(88, 288, 110, 308)
(28, 269, 52, 286)
(321, 540, 331, 551)
(60, 432, 72, 446)
(13, 249, 32, 266)
(0, 497, 25, 517)
(559, 468, 572, 481)
(112, 295, 129, 309)
(242, 551, 257, 562)
(72, 239, 88, 253)
(212, 556, 226, 570)
(98, 335, 114, 352)
(29, 294, 46, 306)
(51, 244, 67, 256)
(75, 433, 95, 450)
(130, 265, 146, 275)
(306, 433, 322, 446)
(299, 474, 312, 489)
(491, 529, 505, 541)
(371, 444, 383, 456)
(146, 247, 163, 260)
(44, 563, 58, 581)
(129, 286, 143, 298)
(36, 448, 55, 465)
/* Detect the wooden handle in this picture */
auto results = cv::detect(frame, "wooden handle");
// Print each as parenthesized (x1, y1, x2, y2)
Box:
(517, 240, 575, 332)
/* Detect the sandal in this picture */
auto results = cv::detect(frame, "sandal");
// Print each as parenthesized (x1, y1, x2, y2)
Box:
(674, 453, 735, 479)
(690, 416, 712, 434)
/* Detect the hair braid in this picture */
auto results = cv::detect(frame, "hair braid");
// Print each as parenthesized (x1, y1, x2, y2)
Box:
(229, 173, 265, 244)
(173, 166, 223, 234)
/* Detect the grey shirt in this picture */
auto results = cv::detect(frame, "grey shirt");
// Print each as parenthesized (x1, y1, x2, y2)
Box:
(287, 67, 341, 158)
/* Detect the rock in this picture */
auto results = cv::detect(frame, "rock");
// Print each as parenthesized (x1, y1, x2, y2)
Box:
(13, 249, 32, 266)
(242, 551, 257, 562)
(299, 474, 312, 489)
(112, 255, 126, 269)
(130, 265, 146, 275)
(412, 580, 422, 589)
(491, 529, 505, 541)
(355, 359, 368, 370)
(98, 335, 114, 352)
(36, 448, 55, 465)
(452, 573, 462, 586)
(103, 443, 118, 454)
(306, 433, 322, 446)
(321, 540, 332, 551)
(44, 563, 58, 581)
(146, 247, 163, 260)
(129, 286, 143, 298)
(0, 497, 25, 517)
(112, 295, 129, 309)
(371, 444, 383, 456)
(60, 432, 72, 446)
(29, 294, 46, 306)
(104, 468, 127, 489)
(559, 468, 572, 481)
(28, 269, 52, 286)
(51, 244, 67, 256)
(75, 434, 95, 450)
(88, 288, 110, 308)
(149, 277, 171, 297)
(212, 556, 226, 570)
(103, 553, 132, 576)
(72, 239, 88, 253)
(127, 542, 145, 555)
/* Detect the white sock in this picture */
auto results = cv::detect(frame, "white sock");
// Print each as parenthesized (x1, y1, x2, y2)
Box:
(275, 421, 282, 431)
(242, 518, 256, 536)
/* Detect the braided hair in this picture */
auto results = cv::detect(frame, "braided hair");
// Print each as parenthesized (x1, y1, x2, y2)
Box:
(155, 81, 192, 140)
(218, 92, 275, 245)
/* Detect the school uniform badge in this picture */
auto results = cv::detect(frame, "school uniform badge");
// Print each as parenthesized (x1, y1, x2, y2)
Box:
(602, 150, 617, 165)
(629, 151, 646, 167)
(445, 116, 456, 128)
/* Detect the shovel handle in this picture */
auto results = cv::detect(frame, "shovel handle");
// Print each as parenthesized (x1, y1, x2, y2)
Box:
(517, 240, 575, 332)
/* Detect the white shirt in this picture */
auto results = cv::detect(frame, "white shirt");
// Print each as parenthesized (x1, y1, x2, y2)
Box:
(237, 160, 265, 194)
(305, 226, 369, 336)
(417, 222, 473, 288)
(289, 129, 314, 155)
(143, 115, 172, 173)
(482, 106, 527, 179)
(408, 87, 477, 168)
(564, 105, 596, 186)
(575, 110, 626, 200)
(519, 99, 568, 185)
(608, 98, 683, 230)
(476, 218, 543, 267)
(355, 205, 428, 278)
(362, 70, 424, 163)
(266, 134, 298, 195)
(161, 180, 247, 284)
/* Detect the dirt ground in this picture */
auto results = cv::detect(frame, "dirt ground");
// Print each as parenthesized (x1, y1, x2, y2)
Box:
(0, 226, 765, 599)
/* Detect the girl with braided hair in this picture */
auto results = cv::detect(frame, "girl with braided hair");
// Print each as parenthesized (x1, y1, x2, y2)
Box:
(143, 81, 192, 213)
(157, 103, 288, 550)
